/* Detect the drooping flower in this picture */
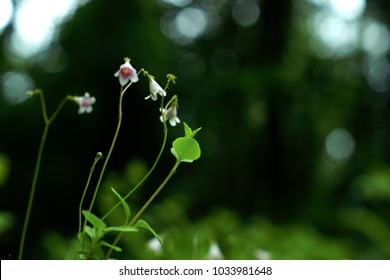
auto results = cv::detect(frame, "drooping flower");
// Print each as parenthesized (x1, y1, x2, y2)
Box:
(207, 242, 223, 260)
(145, 76, 166, 101)
(114, 58, 139, 86)
(146, 237, 163, 255)
(160, 95, 180, 126)
(74, 92, 96, 114)
(254, 249, 271, 260)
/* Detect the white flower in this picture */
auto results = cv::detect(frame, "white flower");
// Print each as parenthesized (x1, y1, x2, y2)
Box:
(254, 249, 271, 260)
(147, 238, 163, 255)
(114, 59, 139, 86)
(160, 95, 180, 126)
(74, 92, 96, 114)
(207, 242, 223, 260)
(145, 77, 166, 101)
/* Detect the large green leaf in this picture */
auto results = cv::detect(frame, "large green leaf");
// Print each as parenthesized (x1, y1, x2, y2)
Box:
(171, 137, 201, 163)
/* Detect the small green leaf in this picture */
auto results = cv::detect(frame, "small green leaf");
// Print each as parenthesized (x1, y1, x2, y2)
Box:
(111, 187, 131, 225)
(99, 240, 122, 252)
(183, 122, 193, 137)
(183, 122, 201, 138)
(82, 210, 107, 231)
(171, 137, 201, 163)
(84, 226, 95, 239)
(134, 219, 163, 245)
(191, 127, 202, 137)
(104, 225, 138, 233)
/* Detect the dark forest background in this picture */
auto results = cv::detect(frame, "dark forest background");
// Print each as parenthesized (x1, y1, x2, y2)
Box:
(1, 0, 390, 259)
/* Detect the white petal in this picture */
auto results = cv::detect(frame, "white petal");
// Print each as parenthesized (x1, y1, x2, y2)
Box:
(169, 118, 177, 126)
(119, 76, 129, 86)
(130, 73, 139, 83)
(74, 97, 83, 105)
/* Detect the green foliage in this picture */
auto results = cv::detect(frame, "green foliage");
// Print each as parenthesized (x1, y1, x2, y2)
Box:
(110, 187, 131, 225)
(171, 123, 201, 163)
(171, 137, 201, 163)
(134, 219, 163, 245)
(77, 184, 164, 259)
(183, 122, 202, 138)
(123, 207, 353, 260)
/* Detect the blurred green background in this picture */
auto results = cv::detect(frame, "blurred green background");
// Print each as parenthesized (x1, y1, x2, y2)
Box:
(1, 0, 390, 259)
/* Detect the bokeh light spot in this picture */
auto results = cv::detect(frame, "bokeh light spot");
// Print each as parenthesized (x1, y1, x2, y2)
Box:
(232, 0, 260, 28)
(329, 0, 365, 20)
(361, 21, 390, 57)
(1, 71, 34, 104)
(161, 0, 192, 7)
(325, 128, 355, 162)
(0, 0, 13, 33)
(8, 0, 82, 58)
(366, 57, 390, 93)
(175, 7, 208, 44)
(312, 12, 359, 57)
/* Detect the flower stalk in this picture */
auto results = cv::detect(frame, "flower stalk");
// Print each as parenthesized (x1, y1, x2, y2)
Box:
(18, 91, 73, 260)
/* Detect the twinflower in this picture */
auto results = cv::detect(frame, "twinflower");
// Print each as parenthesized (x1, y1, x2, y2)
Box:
(114, 58, 139, 86)
(74, 92, 96, 114)
(160, 95, 180, 126)
(145, 76, 166, 101)
(207, 242, 223, 260)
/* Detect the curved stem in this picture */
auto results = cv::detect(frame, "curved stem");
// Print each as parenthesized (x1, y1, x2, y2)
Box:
(49, 96, 71, 123)
(104, 161, 180, 260)
(87, 86, 127, 214)
(18, 93, 71, 260)
(102, 96, 168, 220)
(38, 90, 49, 123)
(79, 153, 103, 233)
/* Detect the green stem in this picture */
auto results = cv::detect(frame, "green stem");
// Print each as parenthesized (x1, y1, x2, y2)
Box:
(18, 123, 49, 260)
(18, 93, 71, 260)
(49, 95, 71, 123)
(102, 76, 172, 221)
(87, 86, 127, 215)
(104, 160, 180, 260)
(79, 153, 103, 233)
(101, 97, 168, 221)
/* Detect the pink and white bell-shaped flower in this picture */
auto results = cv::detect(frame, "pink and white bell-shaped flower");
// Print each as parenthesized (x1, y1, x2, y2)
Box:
(114, 58, 139, 86)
